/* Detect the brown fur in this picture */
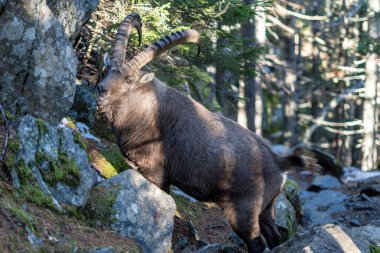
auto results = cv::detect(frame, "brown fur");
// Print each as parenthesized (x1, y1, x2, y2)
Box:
(97, 69, 319, 252)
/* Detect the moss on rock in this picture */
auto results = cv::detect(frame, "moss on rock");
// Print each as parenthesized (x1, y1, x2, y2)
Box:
(36, 118, 48, 135)
(84, 185, 120, 226)
(88, 148, 118, 179)
(36, 151, 81, 188)
(100, 144, 129, 173)
(3, 138, 20, 170)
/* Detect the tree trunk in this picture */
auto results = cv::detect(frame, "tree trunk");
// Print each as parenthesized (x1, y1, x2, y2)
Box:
(241, 0, 256, 131)
(254, 7, 265, 135)
(361, 0, 379, 171)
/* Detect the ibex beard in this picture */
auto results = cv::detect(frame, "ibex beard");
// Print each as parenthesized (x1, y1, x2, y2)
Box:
(97, 13, 320, 253)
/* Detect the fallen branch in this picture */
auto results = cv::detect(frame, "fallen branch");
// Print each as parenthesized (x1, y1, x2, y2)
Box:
(0, 103, 9, 162)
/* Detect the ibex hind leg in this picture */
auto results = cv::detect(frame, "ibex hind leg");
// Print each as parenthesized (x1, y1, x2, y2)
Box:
(221, 199, 267, 253)
(259, 198, 281, 249)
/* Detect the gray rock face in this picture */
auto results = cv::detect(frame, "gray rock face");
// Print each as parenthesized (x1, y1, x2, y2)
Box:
(272, 224, 371, 253)
(69, 85, 97, 126)
(275, 193, 297, 239)
(15, 115, 97, 207)
(86, 170, 176, 253)
(194, 243, 240, 253)
(0, 0, 77, 124)
(47, 0, 99, 40)
(300, 189, 347, 227)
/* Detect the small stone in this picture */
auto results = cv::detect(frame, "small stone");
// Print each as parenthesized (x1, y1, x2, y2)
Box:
(308, 175, 341, 192)
(361, 185, 380, 197)
(349, 219, 362, 227)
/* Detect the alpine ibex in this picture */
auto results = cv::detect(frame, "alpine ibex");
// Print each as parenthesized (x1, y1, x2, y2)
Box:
(97, 13, 319, 253)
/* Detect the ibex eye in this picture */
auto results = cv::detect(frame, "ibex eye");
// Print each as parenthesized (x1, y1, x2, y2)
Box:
(127, 79, 133, 84)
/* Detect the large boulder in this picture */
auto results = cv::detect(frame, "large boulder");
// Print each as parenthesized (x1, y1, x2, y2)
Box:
(14, 115, 97, 207)
(85, 169, 177, 253)
(47, 0, 99, 40)
(272, 224, 372, 253)
(0, 0, 77, 124)
(274, 193, 297, 241)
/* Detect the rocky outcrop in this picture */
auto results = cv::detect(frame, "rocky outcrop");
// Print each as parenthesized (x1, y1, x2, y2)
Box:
(69, 84, 98, 126)
(272, 224, 372, 253)
(85, 169, 177, 253)
(14, 115, 97, 207)
(47, 0, 99, 40)
(0, 0, 77, 124)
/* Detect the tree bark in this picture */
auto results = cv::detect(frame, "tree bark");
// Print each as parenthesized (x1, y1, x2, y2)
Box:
(361, 0, 379, 171)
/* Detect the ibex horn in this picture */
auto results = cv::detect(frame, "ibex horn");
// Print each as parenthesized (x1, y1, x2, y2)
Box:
(125, 29, 201, 71)
(112, 12, 142, 67)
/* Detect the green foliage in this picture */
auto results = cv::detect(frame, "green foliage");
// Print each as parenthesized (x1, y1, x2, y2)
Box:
(85, 0, 268, 111)
(370, 244, 380, 253)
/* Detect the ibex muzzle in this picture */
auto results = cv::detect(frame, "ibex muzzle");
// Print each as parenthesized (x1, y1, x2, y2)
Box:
(97, 13, 319, 253)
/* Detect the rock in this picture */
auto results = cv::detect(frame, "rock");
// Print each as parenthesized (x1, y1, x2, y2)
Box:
(282, 179, 302, 223)
(47, 0, 99, 40)
(69, 85, 98, 126)
(360, 185, 380, 196)
(342, 167, 380, 184)
(308, 175, 341, 192)
(194, 243, 240, 253)
(229, 232, 246, 248)
(358, 175, 380, 186)
(351, 224, 380, 247)
(300, 190, 347, 227)
(347, 201, 374, 211)
(274, 193, 297, 240)
(293, 146, 343, 177)
(272, 224, 371, 253)
(349, 219, 362, 227)
(85, 169, 176, 253)
(0, 0, 77, 124)
(89, 247, 116, 253)
(15, 115, 97, 207)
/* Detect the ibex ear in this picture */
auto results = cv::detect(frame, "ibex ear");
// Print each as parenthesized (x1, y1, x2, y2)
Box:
(103, 53, 111, 70)
(139, 73, 155, 84)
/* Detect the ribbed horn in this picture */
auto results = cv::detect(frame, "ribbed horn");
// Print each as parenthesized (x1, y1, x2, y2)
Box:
(112, 12, 142, 67)
(125, 29, 201, 71)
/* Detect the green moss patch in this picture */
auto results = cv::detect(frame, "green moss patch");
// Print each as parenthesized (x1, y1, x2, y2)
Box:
(88, 149, 118, 179)
(100, 144, 129, 173)
(3, 138, 20, 170)
(36, 151, 81, 188)
(84, 185, 120, 226)
(36, 118, 48, 135)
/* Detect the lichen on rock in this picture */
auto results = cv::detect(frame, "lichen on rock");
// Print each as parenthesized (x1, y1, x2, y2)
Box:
(85, 169, 176, 253)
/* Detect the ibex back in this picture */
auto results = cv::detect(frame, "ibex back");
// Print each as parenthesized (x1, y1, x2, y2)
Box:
(97, 13, 319, 253)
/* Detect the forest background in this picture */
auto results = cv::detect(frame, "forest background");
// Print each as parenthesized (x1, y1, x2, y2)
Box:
(77, 0, 380, 171)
